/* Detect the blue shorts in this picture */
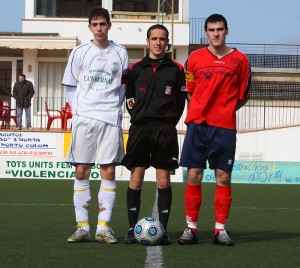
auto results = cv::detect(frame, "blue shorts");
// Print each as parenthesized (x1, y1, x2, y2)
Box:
(179, 122, 236, 171)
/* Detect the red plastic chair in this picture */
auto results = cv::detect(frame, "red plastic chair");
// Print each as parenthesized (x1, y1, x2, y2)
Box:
(0, 101, 17, 128)
(0, 101, 15, 129)
(0, 103, 7, 129)
(45, 101, 66, 130)
(10, 108, 17, 127)
(62, 102, 72, 130)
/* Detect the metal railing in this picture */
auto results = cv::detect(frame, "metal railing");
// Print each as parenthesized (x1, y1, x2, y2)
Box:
(2, 97, 300, 132)
(189, 18, 206, 45)
(176, 99, 300, 133)
(236, 99, 300, 131)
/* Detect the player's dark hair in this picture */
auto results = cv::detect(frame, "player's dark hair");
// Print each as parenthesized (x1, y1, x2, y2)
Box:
(18, 73, 26, 80)
(147, 24, 169, 40)
(88, 7, 110, 25)
(204, 14, 228, 31)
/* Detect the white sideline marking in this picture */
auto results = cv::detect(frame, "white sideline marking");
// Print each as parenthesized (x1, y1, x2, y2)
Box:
(0, 203, 299, 211)
(0, 203, 122, 207)
(144, 189, 163, 268)
(0, 203, 73, 206)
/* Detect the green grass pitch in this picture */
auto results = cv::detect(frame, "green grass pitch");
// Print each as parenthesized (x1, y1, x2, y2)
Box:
(0, 179, 299, 267)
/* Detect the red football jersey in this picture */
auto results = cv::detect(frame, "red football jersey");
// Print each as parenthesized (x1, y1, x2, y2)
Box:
(185, 47, 251, 129)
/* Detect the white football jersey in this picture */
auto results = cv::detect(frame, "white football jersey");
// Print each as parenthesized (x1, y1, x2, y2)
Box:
(62, 41, 129, 126)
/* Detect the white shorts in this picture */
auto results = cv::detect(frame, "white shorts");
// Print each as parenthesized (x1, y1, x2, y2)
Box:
(66, 115, 124, 165)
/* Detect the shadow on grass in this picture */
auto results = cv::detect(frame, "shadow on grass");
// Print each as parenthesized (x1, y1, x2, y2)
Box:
(166, 230, 300, 245)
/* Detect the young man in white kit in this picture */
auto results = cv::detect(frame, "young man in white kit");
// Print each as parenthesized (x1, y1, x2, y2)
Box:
(62, 7, 129, 244)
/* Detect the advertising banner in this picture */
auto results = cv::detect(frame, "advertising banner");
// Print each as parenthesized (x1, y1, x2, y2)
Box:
(183, 161, 300, 184)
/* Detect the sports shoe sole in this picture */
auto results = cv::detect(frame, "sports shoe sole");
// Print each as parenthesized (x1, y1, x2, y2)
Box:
(67, 237, 90, 243)
(95, 234, 118, 244)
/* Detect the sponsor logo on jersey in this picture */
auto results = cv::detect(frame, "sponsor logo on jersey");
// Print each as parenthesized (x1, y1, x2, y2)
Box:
(214, 70, 233, 77)
(214, 60, 225, 64)
(111, 62, 119, 75)
(84, 75, 112, 84)
(199, 71, 213, 80)
(97, 57, 106, 61)
(231, 58, 242, 64)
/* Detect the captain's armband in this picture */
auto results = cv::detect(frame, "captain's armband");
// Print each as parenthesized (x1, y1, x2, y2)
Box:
(185, 71, 195, 82)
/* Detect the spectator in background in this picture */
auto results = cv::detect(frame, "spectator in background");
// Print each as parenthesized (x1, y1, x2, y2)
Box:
(13, 74, 35, 130)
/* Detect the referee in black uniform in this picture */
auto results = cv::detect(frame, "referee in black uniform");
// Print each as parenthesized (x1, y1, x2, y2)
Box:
(122, 24, 187, 245)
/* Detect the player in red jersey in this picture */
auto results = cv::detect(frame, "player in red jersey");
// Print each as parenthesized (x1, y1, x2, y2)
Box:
(177, 14, 252, 246)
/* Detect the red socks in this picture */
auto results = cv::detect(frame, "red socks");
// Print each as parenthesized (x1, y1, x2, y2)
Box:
(214, 185, 232, 235)
(184, 184, 232, 234)
(184, 184, 202, 230)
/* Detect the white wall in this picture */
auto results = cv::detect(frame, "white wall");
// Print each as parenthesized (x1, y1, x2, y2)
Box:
(23, 49, 37, 85)
(180, 0, 189, 21)
(236, 126, 300, 161)
(22, 20, 189, 46)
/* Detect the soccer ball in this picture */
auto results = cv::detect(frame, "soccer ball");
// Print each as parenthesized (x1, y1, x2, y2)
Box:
(134, 217, 164, 246)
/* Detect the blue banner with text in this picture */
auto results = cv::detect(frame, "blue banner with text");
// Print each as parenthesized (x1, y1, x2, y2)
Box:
(183, 161, 300, 184)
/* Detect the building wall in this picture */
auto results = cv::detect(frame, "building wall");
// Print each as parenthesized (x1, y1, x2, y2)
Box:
(22, 20, 189, 48)
(236, 126, 300, 162)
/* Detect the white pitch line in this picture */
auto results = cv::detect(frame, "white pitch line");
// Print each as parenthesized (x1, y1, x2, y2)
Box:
(144, 189, 163, 268)
(164, 205, 300, 211)
(0, 203, 124, 207)
(0, 203, 299, 211)
(0, 203, 73, 206)
(231, 206, 300, 211)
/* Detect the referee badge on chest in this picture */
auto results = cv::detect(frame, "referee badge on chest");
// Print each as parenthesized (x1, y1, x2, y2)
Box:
(165, 86, 172, 95)
(126, 98, 135, 109)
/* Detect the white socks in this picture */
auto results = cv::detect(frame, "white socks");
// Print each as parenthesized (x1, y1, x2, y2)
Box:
(97, 179, 116, 232)
(73, 178, 117, 233)
(73, 178, 91, 232)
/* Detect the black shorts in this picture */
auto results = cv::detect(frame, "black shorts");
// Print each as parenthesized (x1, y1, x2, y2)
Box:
(121, 124, 179, 170)
(179, 122, 236, 171)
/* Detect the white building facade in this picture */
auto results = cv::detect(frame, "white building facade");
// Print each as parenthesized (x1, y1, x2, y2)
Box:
(0, 0, 190, 128)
